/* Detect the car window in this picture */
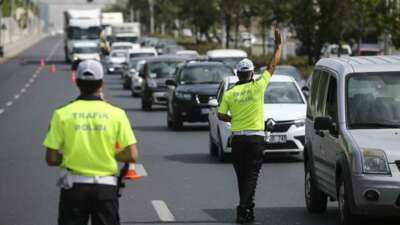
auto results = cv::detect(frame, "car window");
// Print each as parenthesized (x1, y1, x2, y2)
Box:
(210, 57, 245, 68)
(73, 47, 99, 53)
(316, 71, 330, 117)
(308, 70, 321, 119)
(147, 61, 181, 78)
(264, 82, 304, 104)
(111, 52, 125, 57)
(178, 65, 234, 84)
(347, 72, 400, 129)
(130, 53, 155, 58)
(325, 75, 338, 122)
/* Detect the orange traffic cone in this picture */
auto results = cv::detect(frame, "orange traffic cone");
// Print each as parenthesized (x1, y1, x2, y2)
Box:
(124, 163, 144, 180)
(71, 71, 76, 83)
(40, 58, 45, 67)
(50, 64, 57, 73)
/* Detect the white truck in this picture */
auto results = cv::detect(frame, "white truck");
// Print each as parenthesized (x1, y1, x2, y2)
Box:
(101, 12, 124, 45)
(111, 23, 141, 44)
(64, 9, 102, 63)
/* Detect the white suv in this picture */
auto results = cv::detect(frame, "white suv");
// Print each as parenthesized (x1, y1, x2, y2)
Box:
(208, 75, 307, 161)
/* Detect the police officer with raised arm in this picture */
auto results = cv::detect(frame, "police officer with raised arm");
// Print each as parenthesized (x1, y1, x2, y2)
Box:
(44, 59, 138, 225)
(218, 28, 283, 224)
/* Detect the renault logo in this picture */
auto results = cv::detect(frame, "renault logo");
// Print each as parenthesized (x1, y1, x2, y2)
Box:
(266, 119, 275, 131)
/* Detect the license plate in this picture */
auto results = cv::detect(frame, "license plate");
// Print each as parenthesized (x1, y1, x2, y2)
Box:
(265, 135, 287, 143)
(201, 108, 210, 114)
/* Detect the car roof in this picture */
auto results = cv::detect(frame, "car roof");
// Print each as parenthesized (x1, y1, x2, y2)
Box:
(207, 49, 248, 58)
(112, 42, 134, 46)
(184, 61, 229, 67)
(128, 48, 157, 54)
(226, 75, 296, 84)
(145, 54, 196, 63)
(316, 55, 400, 75)
(72, 42, 98, 47)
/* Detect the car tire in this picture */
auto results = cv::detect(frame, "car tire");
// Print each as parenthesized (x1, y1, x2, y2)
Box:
(141, 97, 151, 111)
(304, 161, 327, 213)
(209, 131, 218, 157)
(217, 129, 228, 162)
(338, 174, 359, 225)
(172, 115, 183, 130)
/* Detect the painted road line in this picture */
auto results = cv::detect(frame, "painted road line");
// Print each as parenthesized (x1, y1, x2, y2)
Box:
(20, 88, 26, 93)
(29, 78, 35, 83)
(14, 94, 20, 99)
(152, 200, 176, 222)
(0, 109, 4, 115)
(46, 39, 63, 61)
(25, 83, 30, 88)
(6, 101, 13, 107)
(135, 164, 148, 177)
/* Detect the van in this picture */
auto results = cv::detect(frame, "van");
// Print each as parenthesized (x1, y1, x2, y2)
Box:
(304, 56, 400, 225)
(206, 49, 247, 69)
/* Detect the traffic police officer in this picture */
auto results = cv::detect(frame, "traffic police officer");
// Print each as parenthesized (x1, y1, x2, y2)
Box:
(218, 29, 282, 224)
(44, 59, 138, 225)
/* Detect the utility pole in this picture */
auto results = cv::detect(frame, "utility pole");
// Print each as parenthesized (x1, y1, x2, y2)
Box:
(148, 0, 154, 34)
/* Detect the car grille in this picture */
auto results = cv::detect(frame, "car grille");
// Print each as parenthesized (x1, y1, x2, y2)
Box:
(196, 94, 215, 104)
(265, 120, 294, 133)
(265, 141, 298, 150)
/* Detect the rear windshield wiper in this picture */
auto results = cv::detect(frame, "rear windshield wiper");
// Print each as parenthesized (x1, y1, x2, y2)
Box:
(350, 122, 400, 129)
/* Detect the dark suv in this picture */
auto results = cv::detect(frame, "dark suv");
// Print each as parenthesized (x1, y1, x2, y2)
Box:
(141, 55, 193, 110)
(166, 61, 235, 129)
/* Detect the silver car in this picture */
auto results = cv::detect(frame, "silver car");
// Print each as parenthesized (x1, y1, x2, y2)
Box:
(304, 56, 400, 225)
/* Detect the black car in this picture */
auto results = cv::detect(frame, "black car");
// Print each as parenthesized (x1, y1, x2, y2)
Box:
(141, 55, 194, 110)
(166, 61, 235, 129)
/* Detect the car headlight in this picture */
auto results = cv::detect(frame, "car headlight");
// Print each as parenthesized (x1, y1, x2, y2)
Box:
(147, 80, 157, 88)
(361, 148, 391, 174)
(294, 119, 305, 128)
(175, 92, 192, 100)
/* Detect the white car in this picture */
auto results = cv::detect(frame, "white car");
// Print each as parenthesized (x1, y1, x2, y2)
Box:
(126, 47, 157, 60)
(175, 50, 199, 57)
(206, 49, 247, 69)
(130, 59, 147, 96)
(71, 41, 100, 62)
(321, 44, 352, 58)
(111, 42, 140, 51)
(106, 50, 128, 74)
(208, 75, 307, 161)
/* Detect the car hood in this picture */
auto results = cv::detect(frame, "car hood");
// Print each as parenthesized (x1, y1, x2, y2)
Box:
(110, 57, 126, 64)
(176, 83, 220, 95)
(349, 129, 400, 163)
(75, 53, 99, 59)
(264, 104, 306, 122)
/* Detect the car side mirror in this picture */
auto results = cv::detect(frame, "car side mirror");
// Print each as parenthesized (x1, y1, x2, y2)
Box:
(208, 99, 218, 108)
(130, 68, 137, 73)
(314, 117, 332, 131)
(165, 79, 176, 86)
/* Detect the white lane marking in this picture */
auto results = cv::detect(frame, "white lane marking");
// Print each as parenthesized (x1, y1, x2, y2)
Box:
(14, 94, 20, 99)
(151, 200, 176, 222)
(29, 78, 35, 83)
(20, 88, 26, 93)
(6, 101, 13, 107)
(25, 83, 30, 88)
(135, 164, 148, 177)
(0, 109, 4, 115)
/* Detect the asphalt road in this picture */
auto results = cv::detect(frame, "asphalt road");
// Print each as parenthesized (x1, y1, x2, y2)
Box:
(0, 36, 398, 225)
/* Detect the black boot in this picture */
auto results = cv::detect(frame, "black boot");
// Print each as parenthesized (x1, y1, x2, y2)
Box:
(236, 206, 255, 224)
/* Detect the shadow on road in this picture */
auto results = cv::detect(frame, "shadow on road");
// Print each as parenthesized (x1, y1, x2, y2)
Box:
(263, 154, 303, 163)
(164, 153, 220, 164)
(133, 125, 169, 132)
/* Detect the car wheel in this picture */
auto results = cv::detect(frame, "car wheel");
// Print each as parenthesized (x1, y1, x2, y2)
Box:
(304, 161, 327, 213)
(338, 174, 358, 225)
(209, 131, 218, 157)
(217, 129, 227, 162)
(141, 97, 151, 111)
(172, 114, 183, 130)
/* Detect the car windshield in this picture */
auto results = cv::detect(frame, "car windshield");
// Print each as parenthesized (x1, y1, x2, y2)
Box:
(331, 47, 350, 55)
(111, 52, 125, 57)
(347, 73, 400, 129)
(212, 57, 245, 68)
(274, 67, 302, 81)
(130, 53, 155, 58)
(73, 47, 99, 54)
(68, 27, 101, 40)
(148, 61, 181, 78)
(113, 46, 130, 50)
(264, 82, 304, 104)
(179, 65, 233, 84)
(114, 37, 138, 43)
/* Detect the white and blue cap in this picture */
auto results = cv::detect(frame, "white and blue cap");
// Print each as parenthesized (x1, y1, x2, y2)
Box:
(236, 58, 255, 72)
(77, 60, 104, 81)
